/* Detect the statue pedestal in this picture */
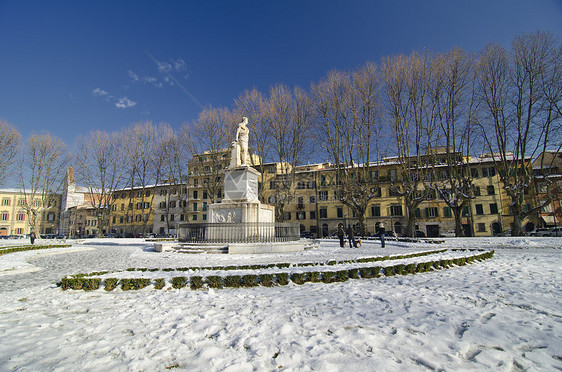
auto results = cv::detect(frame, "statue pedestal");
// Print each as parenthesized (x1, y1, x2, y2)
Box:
(207, 166, 275, 241)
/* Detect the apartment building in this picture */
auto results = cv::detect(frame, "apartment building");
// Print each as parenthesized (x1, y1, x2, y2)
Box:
(110, 186, 155, 236)
(533, 151, 562, 228)
(0, 189, 61, 236)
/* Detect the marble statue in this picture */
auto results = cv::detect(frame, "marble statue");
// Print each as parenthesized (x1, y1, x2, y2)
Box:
(229, 117, 250, 168)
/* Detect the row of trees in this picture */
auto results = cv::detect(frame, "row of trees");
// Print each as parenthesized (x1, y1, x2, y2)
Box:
(1, 31, 560, 236)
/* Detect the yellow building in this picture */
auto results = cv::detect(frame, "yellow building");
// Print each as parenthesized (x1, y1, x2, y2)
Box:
(261, 152, 537, 238)
(110, 186, 155, 236)
(0, 189, 61, 236)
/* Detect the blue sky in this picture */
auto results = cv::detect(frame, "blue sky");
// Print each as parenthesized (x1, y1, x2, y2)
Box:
(1, 0, 561, 149)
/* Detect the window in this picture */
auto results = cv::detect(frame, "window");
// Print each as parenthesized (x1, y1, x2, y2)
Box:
(112, 216, 116, 223)
(337, 207, 343, 218)
(144, 202, 150, 209)
(320, 175, 327, 186)
(370, 170, 379, 181)
(444, 207, 452, 218)
(119, 217, 124, 223)
(390, 205, 402, 216)
(170, 214, 175, 221)
(471, 168, 479, 178)
(2, 199, 10, 206)
(489, 203, 498, 214)
(371, 205, 381, 217)
(136, 215, 142, 222)
(203, 191, 208, 199)
(318, 191, 328, 201)
(169, 201, 176, 208)
(193, 179, 198, 187)
(17, 213, 25, 221)
(146, 191, 150, 197)
(161, 215, 165, 222)
(297, 211, 306, 220)
(487, 185, 495, 195)
(309, 196, 316, 203)
(192, 214, 198, 221)
(121, 204, 125, 211)
(16, 228, 23, 234)
(270, 181, 276, 190)
(203, 214, 207, 221)
(180, 214, 185, 221)
(268, 195, 276, 204)
(474, 186, 481, 196)
(309, 211, 316, 220)
(462, 206, 470, 217)
(160, 201, 166, 209)
(319, 207, 328, 219)
(284, 212, 291, 220)
(112, 204, 117, 211)
(47, 212, 55, 221)
(373, 187, 382, 197)
(389, 187, 401, 197)
(478, 223, 486, 232)
(476, 204, 484, 215)
(202, 202, 207, 211)
(482, 167, 496, 177)
(426, 207, 438, 218)
(193, 203, 198, 212)
(193, 190, 198, 199)
(334, 190, 343, 200)
(389, 169, 397, 181)
(415, 208, 421, 218)
(1, 212, 8, 220)
(297, 182, 305, 189)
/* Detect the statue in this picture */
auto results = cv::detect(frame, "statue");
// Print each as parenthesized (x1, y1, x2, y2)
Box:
(229, 117, 250, 168)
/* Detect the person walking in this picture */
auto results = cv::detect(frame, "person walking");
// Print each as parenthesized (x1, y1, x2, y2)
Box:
(346, 224, 357, 248)
(337, 223, 345, 248)
(30, 231, 36, 245)
(379, 223, 386, 248)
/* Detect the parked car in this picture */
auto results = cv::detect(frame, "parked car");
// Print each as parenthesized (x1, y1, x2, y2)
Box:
(300, 231, 314, 239)
(545, 227, 562, 237)
(528, 228, 551, 237)
(440, 230, 455, 238)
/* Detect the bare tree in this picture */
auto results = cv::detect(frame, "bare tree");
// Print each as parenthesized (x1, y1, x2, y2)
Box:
(430, 49, 479, 237)
(184, 106, 236, 204)
(19, 133, 69, 233)
(0, 119, 21, 186)
(477, 31, 562, 235)
(122, 121, 161, 235)
(312, 63, 383, 235)
(75, 130, 125, 237)
(382, 52, 436, 237)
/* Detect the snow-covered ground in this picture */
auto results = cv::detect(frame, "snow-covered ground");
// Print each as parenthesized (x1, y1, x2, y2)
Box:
(0, 237, 561, 371)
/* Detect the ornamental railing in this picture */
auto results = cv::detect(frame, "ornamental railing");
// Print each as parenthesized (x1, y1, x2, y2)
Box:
(178, 222, 300, 243)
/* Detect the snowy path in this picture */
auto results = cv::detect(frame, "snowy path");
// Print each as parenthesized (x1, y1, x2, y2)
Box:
(0, 238, 561, 371)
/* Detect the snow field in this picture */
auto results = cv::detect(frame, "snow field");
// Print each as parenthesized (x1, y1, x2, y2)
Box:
(0, 237, 561, 371)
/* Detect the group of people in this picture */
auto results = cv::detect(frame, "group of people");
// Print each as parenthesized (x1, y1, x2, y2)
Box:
(337, 223, 387, 248)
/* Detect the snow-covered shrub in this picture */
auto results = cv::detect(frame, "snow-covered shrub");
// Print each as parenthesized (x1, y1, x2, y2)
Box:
(321, 272, 335, 283)
(394, 264, 405, 275)
(258, 274, 274, 287)
(154, 278, 165, 290)
(307, 271, 321, 282)
(276, 273, 290, 285)
(104, 278, 119, 291)
(348, 268, 360, 279)
(383, 267, 395, 276)
(82, 278, 101, 291)
(224, 275, 241, 288)
(291, 273, 306, 285)
(335, 270, 349, 282)
(172, 276, 187, 289)
(405, 263, 416, 274)
(190, 276, 203, 290)
(206, 276, 223, 289)
(241, 275, 258, 287)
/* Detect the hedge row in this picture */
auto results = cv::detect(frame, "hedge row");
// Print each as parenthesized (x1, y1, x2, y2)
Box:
(0, 244, 72, 256)
(120, 248, 450, 274)
(60, 250, 494, 291)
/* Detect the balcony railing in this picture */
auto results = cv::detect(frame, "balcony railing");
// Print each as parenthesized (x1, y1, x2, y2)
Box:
(178, 222, 300, 243)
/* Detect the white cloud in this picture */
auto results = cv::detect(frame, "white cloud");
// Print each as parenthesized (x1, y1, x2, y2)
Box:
(128, 70, 139, 81)
(115, 97, 137, 109)
(92, 88, 109, 96)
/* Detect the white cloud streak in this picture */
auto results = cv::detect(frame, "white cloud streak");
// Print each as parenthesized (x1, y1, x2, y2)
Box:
(115, 97, 137, 109)
(92, 88, 109, 96)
